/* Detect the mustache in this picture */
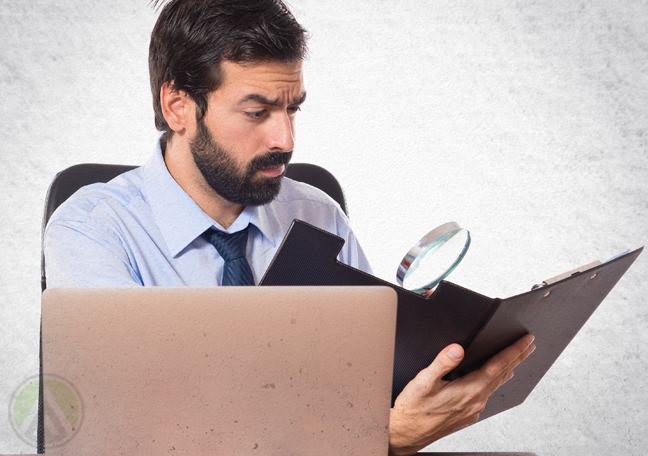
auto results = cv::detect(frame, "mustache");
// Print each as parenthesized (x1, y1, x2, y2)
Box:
(248, 151, 293, 172)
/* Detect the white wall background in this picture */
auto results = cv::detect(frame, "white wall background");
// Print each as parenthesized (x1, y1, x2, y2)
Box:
(1, 0, 647, 453)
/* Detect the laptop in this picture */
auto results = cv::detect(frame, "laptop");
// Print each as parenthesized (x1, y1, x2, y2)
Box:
(41, 286, 397, 455)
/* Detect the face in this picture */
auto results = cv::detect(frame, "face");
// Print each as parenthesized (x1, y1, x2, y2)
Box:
(190, 60, 306, 206)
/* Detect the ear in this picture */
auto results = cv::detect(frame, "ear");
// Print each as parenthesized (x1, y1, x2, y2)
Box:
(160, 82, 195, 133)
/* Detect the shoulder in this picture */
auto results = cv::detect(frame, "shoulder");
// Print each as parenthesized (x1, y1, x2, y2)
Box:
(273, 177, 345, 212)
(43, 167, 150, 287)
(267, 177, 372, 273)
(47, 167, 145, 225)
(261, 177, 352, 238)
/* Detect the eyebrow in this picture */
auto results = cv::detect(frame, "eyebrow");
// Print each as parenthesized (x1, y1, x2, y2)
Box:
(238, 91, 307, 106)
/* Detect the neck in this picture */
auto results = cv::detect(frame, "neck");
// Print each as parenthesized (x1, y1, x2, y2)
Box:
(163, 133, 245, 229)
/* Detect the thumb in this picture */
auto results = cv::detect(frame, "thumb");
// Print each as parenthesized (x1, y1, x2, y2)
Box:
(397, 344, 465, 400)
(420, 344, 465, 384)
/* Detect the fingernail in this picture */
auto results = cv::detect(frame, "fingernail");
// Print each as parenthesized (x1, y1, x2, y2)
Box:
(527, 335, 535, 345)
(448, 345, 463, 361)
(507, 371, 514, 380)
(528, 344, 536, 355)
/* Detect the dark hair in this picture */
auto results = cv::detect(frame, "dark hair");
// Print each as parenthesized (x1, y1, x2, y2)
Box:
(149, 0, 308, 137)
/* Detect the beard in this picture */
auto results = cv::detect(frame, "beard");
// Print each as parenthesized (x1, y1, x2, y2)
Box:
(189, 117, 292, 206)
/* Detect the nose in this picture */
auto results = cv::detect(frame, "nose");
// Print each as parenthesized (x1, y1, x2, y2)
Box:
(265, 113, 295, 152)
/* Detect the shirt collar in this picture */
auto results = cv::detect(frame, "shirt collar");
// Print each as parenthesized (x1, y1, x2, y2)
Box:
(247, 204, 279, 248)
(142, 138, 278, 256)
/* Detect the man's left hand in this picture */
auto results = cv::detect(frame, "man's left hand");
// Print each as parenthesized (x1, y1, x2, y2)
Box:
(388, 334, 536, 456)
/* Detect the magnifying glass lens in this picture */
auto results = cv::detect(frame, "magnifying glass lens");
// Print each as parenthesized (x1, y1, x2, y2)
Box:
(397, 222, 471, 294)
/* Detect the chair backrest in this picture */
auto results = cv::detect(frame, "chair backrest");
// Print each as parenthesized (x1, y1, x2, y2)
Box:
(41, 162, 347, 291)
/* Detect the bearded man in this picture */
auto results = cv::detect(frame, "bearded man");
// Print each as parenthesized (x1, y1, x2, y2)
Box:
(43, 1, 534, 454)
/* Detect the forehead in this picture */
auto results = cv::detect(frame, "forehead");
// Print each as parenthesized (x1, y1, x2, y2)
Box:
(215, 60, 304, 102)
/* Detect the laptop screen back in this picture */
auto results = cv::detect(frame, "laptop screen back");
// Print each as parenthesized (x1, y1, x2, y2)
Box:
(41, 286, 397, 455)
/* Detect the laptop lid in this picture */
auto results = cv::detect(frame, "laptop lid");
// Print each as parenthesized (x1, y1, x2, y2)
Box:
(41, 286, 397, 455)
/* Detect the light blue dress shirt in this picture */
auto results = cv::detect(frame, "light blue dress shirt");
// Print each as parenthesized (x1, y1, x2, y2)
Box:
(44, 140, 372, 287)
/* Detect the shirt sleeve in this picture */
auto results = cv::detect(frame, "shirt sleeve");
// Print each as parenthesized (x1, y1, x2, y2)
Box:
(333, 210, 374, 275)
(44, 220, 143, 288)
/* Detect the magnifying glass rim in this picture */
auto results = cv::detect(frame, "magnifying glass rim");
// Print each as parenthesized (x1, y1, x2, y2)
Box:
(396, 221, 471, 293)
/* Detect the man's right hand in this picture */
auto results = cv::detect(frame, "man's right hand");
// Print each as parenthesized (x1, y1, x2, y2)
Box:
(388, 334, 536, 456)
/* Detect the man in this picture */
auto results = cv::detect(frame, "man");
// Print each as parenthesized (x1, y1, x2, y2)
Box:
(43, 1, 535, 454)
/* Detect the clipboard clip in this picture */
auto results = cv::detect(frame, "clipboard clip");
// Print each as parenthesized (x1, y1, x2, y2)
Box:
(531, 260, 602, 290)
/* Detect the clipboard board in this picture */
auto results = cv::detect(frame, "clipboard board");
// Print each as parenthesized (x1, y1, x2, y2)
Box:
(259, 219, 642, 421)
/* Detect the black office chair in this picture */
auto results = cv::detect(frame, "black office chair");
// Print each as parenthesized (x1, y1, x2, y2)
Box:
(37, 162, 347, 452)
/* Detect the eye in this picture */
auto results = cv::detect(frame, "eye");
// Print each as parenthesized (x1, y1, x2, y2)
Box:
(244, 110, 267, 120)
(288, 106, 302, 114)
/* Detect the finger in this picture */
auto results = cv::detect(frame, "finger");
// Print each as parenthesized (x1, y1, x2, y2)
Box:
(497, 341, 535, 380)
(483, 339, 535, 395)
(464, 334, 533, 395)
(481, 334, 534, 379)
(422, 286, 437, 297)
(499, 370, 514, 387)
(409, 344, 465, 394)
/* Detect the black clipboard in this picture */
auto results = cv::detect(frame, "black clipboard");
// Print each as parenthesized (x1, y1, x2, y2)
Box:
(259, 219, 642, 421)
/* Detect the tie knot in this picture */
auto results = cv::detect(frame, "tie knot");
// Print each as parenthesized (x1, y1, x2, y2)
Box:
(204, 227, 249, 262)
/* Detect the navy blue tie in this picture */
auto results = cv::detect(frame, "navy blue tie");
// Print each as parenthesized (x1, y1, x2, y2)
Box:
(203, 226, 255, 286)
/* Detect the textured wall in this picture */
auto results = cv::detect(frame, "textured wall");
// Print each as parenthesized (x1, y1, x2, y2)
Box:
(1, 0, 647, 453)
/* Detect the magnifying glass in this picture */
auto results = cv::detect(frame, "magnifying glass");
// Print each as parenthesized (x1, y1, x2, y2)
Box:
(396, 221, 471, 294)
